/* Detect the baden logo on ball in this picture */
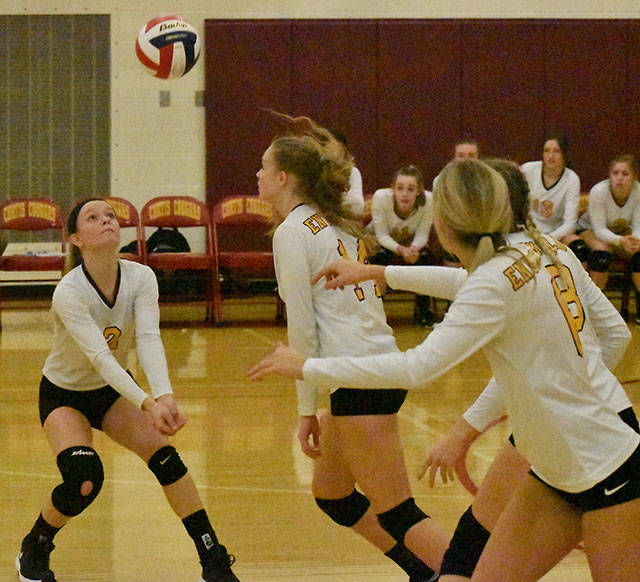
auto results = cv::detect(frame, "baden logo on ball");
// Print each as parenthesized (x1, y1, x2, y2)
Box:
(135, 15, 201, 80)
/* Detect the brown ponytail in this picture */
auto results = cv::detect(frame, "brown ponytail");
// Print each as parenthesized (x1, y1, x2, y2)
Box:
(269, 113, 369, 243)
(63, 197, 105, 275)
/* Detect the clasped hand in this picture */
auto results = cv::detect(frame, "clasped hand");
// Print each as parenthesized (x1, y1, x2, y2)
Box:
(143, 394, 187, 435)
(620, 235, 640, 254)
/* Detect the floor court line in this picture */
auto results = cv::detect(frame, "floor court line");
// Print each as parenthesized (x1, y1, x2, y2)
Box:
(399, 401, 497, 464)
(242, 327, 279, 346)
(0, 467, 462, 502)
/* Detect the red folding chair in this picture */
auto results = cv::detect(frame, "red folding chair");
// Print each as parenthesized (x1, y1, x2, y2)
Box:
(211, 195, 284, 325)
(140, 196, 215, 321)
(0, 198, 66, 329)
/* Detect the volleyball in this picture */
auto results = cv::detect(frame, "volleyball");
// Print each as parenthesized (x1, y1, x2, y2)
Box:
(135, 15, 201, 80)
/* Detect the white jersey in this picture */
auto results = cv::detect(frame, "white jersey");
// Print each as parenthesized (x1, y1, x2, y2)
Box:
(304, 232, 638, 492)
(384, 260, 632, 431)
(369, 188, 433, 252)
(462, 378, 508, 432)
(432, 172, 442, 191)
(522, 161, 581, 239)
(579, 179, 640, 246)
(273, 204, 398, 415)
(43, 260, 173, 409)
(343, 166, 365, 218)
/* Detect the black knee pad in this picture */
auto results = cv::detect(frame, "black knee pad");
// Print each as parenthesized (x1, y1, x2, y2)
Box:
(588, 250, 612, 272)
(377, 498, 427, 543)
(51, 446, 104, 517)
(631, 251, 640, 272)
(440, 506, 491, 577)
(148, 445, 188, 486)
(568, 239, 590, 263)
(315, 489, 370, 527)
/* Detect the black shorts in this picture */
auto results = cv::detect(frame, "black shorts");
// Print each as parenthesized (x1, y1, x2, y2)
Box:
(39, 375, 121, 430)
(330, 388, 408, 416)
(531, 407, 640, 512)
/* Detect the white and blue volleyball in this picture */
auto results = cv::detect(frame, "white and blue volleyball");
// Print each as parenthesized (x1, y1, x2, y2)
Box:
(135, 15, 201, 80)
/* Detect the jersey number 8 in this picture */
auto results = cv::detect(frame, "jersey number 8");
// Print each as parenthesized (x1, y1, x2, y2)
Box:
(546, 264, 585, 357)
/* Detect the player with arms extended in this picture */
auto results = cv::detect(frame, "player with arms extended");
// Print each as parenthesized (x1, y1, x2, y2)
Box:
(256, 114, 449, 580)
(250, 159, 640, 581)
(16, 198, 239, 582)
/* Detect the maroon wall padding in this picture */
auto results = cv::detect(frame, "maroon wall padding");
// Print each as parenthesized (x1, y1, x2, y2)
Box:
(290, 21, 379, 193)
(205, 19, 640, 209)
(630, 21, 640, 165)
(205, 20, 292, 204)
(544, 20, 630, 188)
(377, 20, 462, 189)
(461, 20, 547, 165)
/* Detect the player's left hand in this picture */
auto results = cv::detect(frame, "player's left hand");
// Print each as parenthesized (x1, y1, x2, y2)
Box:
(311, 258, 385, 290)
(248, 341, 306, 381)
(419, 440, 458, 487)
(621, 235, 640, 254)
(418, 418, 482, 487)
(156, 394, 187, 434)
(403, 246, 420, 264)
(298, 415, 321, 458)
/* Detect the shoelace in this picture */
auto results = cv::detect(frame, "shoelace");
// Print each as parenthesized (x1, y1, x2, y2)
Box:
(202, 549, 236, 573)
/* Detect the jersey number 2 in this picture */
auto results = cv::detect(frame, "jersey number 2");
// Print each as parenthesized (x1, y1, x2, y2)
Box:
(546, 264, 584, 357)
(103, 326, 122, 351)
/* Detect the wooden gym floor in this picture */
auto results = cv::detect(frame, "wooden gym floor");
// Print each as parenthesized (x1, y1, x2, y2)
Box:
(1, 296, 639, 581)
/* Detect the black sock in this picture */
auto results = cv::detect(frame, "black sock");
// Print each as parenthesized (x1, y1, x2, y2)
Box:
(182, 509, 221, 565)
(416, 295, 433, 315)
(29, 514, 61, 542)
(385, 542, 436, 578)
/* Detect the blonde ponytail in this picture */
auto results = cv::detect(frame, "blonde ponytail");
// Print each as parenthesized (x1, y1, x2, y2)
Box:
(434, 160, 512, 273)
(525, 217, 572, 288)
(469, 235, 499, 273)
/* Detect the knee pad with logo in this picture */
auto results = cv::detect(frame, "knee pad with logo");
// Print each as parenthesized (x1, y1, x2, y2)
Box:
(51, 446, 104, 517)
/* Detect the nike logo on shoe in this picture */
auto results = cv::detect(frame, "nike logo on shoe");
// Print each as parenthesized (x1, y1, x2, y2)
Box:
(604, 480, 629, 496)
(159, 455, 172, 465)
